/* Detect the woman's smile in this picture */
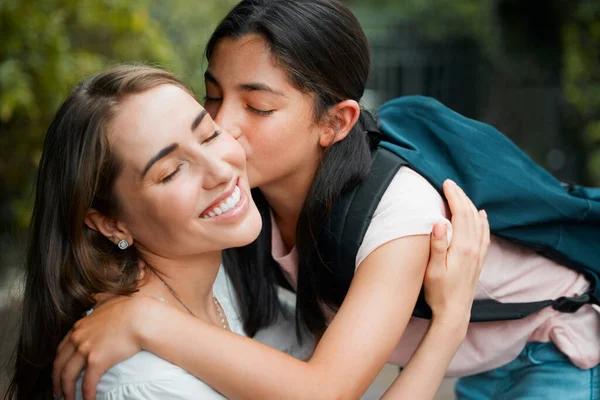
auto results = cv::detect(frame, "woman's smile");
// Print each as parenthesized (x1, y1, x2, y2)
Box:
(199, 178, 251, 222)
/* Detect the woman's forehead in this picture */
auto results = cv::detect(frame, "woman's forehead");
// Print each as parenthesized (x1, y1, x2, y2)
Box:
(108, 86, 206, 166)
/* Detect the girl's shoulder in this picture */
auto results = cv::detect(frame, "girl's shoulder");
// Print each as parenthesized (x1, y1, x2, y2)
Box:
(356, 166, 451, 269)
(378, 166, 444, 210)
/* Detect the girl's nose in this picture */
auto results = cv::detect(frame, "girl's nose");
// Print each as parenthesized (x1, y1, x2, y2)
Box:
(214, 105, 242, 140)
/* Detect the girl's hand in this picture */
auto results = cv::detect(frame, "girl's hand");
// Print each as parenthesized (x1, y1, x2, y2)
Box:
(51, 295, 157, 400)
(424, 180, 490, 330)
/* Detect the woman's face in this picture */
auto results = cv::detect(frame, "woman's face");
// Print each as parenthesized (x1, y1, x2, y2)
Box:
(108, 84, 262, 258)
(204, 34, 323, 189)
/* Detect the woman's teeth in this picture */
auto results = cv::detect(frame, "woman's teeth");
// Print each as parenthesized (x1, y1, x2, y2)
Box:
(203, 186, 241, 218)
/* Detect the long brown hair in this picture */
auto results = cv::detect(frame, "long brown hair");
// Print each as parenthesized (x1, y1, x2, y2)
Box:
(5, 65, 188, 400)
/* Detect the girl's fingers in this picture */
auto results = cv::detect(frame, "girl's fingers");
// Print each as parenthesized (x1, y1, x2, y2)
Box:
(443, 180, 469, 237)
(428, 223, 449, 275)
(56, 330, 72, 354)
(60, 353, 86, 400)
(478, 209, 491, 268)
(52, 333, 76, 398)
(82, 360, 109, 400)
(444, 180, 476, 252)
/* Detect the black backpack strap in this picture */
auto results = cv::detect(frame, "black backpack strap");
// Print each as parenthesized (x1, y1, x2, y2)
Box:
(338, 148, 408, 269)
(413, 292, 593, 322)
(319, 148, 406, 286)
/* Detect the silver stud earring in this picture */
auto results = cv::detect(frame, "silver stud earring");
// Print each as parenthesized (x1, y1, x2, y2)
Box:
(117, 239, 129, 250)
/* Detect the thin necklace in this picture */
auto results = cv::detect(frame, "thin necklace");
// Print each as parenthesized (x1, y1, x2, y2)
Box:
(146, 266, 229, 330)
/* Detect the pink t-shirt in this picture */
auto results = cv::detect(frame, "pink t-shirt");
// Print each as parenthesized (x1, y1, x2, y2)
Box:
(271, 167, 600, 377)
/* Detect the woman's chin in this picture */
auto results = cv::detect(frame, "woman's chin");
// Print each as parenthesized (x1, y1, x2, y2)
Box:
(231, 209, 263, 247)
(216, 206, 263, 249)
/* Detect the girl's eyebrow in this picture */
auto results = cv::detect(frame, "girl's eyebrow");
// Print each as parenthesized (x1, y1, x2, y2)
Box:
(205, 69, 285, 97)
(238, 82, 285, 96)
(204, 70, 218, 85)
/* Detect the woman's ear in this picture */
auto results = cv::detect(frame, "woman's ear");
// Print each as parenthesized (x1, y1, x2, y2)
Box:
(85, 209, 133, 247)
(318, 99, 361, 147)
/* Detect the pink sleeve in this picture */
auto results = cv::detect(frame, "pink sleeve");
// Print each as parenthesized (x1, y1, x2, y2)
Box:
(355, 167, 452, 269)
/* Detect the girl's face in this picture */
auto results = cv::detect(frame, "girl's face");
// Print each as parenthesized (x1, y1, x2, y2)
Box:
(107, 84, 262, 258)
(204, 34, 323, 189)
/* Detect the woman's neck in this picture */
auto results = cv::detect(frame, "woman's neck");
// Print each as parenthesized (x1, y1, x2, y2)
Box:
(137, 250, 223, 327)
(260, 159, 318, 251)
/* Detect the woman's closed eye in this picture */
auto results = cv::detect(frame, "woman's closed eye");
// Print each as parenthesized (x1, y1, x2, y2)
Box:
(203, 129, 222, 144)
(160, 165, 182, 184)
(158, 130, 221, 184)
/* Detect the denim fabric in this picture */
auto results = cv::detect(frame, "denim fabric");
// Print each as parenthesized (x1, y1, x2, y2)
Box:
(455, 342, 599, 400)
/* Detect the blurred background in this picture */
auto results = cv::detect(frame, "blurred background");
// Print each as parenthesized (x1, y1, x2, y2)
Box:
(1, 0, 599, 398)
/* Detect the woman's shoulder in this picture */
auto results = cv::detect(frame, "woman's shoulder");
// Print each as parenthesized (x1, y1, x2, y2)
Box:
(75, 268, 243, 400)
(77, 350, 226, 400)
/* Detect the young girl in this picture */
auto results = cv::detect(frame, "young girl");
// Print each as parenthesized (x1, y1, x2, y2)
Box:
(55, 0, 598, 399)
(6, 65, 485, 400)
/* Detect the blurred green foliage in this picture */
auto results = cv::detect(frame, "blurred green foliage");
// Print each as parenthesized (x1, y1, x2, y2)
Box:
(0, 0, 237, 229)
(0, 0, 598, 231)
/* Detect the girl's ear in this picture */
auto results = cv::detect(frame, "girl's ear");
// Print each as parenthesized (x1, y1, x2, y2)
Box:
(85, 209, 133, 247)
(318, 99, 361, 148)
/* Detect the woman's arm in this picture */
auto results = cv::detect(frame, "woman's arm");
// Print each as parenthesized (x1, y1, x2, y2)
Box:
(54, 180, 488, 400)
(86, 234, 431, 400)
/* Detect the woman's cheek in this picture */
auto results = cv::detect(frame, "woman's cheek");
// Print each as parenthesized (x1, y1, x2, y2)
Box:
(219, 134, 248, 170)
(149, 183, 199, 225)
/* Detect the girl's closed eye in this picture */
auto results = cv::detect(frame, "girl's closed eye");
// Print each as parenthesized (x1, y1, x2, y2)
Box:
(247, 105, 274, 116)
(203, 95, 222, 103)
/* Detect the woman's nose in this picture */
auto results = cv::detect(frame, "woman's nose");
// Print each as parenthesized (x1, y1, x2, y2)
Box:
(201, 154, 234, 190)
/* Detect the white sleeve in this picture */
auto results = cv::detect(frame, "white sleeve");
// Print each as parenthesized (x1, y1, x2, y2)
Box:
(76, 352, 227, 400)
(95, 380, 225, 400)
(355, 167, 452, 269)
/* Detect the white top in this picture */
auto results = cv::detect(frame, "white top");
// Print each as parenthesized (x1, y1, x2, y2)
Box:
(76, 266, 314, 399)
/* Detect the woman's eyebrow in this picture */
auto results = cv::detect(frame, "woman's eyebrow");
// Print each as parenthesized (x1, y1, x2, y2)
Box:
(142, 143, 179, 179)
(191, 109, 208, 132)
(141, 110, 207, 179)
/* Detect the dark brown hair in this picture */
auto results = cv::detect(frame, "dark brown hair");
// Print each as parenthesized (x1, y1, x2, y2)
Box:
(6, 65, 188, 399)
(207, 0, 377, 338)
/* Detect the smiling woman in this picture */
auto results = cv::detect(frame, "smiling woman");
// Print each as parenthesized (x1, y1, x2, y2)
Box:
(5, 65, 268, 399)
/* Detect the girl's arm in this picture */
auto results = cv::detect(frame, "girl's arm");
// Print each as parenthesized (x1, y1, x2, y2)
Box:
(54, 181, 488, 400)
(384, 208, 489, 399)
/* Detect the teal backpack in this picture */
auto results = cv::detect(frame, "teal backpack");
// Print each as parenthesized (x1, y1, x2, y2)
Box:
(322, 96, 600, 321)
